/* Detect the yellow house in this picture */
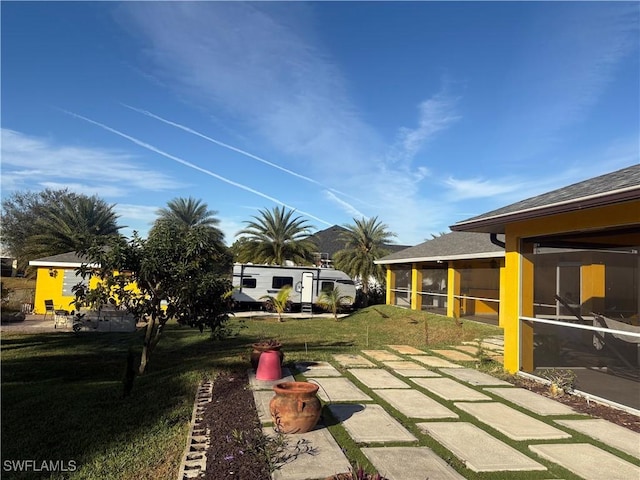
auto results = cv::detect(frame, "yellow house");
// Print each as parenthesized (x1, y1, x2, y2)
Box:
(29, 251, 100, 314)
(375, 231, 505, 325)
(451, 164, 639, 411)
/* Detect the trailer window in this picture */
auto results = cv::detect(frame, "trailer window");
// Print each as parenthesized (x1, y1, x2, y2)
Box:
(242, 278, 257, 288)
(272, 276, 293, 289)
(321, 281, 334, 293)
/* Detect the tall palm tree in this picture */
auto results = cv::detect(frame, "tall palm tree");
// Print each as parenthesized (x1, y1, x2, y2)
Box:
(332, 217, 396, 303)
(154, 197, 225, 245)
(25, 194, 121, 260)
(235, 206, 316, 266)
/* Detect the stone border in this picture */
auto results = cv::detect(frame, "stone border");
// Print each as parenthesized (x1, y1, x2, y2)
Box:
(177, 379, 213, 479)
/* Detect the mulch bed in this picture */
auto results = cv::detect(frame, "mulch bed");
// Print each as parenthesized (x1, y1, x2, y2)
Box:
(514, 377, 640, 433)
(198, 368, 639, 480)
(202, 370, 271, 480)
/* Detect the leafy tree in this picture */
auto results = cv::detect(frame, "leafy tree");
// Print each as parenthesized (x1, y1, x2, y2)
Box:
(1, 189, 120, 271)
(316, 285, 353, 321)
(235, 206, 316, 266)
(73, 220, 233, 394)
(260, 285, 292, 322)
(332, 217, 396, 306)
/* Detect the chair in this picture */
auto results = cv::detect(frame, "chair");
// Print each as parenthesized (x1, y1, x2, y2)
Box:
(43, 299, 70, 328)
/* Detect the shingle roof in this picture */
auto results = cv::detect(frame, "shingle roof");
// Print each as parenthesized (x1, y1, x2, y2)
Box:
(309, 225, 409, 258)
(29, 251, 93, 266)
(452, 164, 640, 233)
(376, 231, 504, 264)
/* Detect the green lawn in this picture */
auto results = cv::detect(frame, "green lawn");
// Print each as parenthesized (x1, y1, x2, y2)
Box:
(1, 305, 501, 479)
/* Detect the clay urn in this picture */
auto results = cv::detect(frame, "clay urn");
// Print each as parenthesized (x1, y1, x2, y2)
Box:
(269, 381, 321, 434)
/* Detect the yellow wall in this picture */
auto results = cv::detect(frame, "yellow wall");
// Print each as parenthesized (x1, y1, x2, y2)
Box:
(33, 266, 138, 314)
(501, 200, 640, 373)
(32, 267, 102, 314)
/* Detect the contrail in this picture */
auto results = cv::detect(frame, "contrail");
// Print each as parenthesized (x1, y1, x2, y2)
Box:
(62, 110, 333, 227)
(122, 103, 322, 185)
(121, 104, 364, 205)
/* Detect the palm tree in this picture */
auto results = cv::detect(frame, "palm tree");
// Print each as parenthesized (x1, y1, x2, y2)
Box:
(316, 285, 353, 321)
(235, 206, 316, 266)
(260, 285, 292, 322)
(332, 217, 396, 305)
(24, 194, 121, 260)
(153, 197, 225, 246)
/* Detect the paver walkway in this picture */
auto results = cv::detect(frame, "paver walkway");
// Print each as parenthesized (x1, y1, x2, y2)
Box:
(246, 340, 640, 480)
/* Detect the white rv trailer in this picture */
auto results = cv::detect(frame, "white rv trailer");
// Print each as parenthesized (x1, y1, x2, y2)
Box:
(232, 263, 356, 309)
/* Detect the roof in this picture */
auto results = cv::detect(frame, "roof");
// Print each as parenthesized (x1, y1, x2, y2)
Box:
(375, 231, 504, 265)
(309, 225, 409, 258)
(451, 164, 640, 233)
(28, 251, 96, 268)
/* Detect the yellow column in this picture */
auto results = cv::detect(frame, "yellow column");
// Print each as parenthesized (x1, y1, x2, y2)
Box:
(411, 263, 423, 311)
(502, 235, 534, 373)
(447, 262, 461, 318)
(386, 267, 396, 306)
(498, 259, 506, 327)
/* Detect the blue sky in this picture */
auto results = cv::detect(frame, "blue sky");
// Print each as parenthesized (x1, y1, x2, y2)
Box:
(2, 2, 638, 246)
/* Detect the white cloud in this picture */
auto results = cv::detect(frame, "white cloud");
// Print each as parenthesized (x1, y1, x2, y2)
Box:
(1, 129, 184, 195)
(120, 2, 380, 177)
(443, 176, 523, 201)
(388, 93, 461, 164)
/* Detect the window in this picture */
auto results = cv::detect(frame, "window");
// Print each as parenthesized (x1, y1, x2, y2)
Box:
(62, 269, 86, 297)
(321, 281, 334, 293)
(272, 276, 293, 289)
(242, 278, 257, 288)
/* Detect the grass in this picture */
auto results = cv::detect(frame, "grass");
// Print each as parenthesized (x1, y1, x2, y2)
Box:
(1, 305, 505, 479)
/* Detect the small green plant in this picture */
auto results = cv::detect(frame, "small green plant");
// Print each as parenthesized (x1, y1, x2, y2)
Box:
(261, 285, 293, 322)
(541, 368, 577, 397)
(230, 427, 315, 472)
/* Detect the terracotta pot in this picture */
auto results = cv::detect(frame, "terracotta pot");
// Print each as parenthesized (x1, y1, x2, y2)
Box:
(269, 381, 321, 434)
(251, 342, 284, 370)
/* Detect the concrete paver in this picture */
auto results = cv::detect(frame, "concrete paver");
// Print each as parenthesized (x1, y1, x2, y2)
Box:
(374, 389, 458, 419)
(555, 419, 640, 459)
(361, 349, 403, 361)
(409, 355, 463, 368)
(333, 353, 376, 367)
(294, 361, 342, 377)
(387, 345, 426, 355)
(306, 377, 372, 402)
(329, 404, 417, 443)
(431, 349, 478, 362)
(267, 426, 352, 480)
(248, 368, 295, 390)
(253, 390, 274, 424)
(484, 387, 578, 416)
(440, 367, 512, 386)
(348, 368, 410, 389)
(529, 443, 639, 480)
(381, 360, 424, 370)
(411, 377, 492, 401)
(391, 368, 441, 378)
(362, 447, 466, 480)
(453, 345, 480, 355)
(417, 422, 547, 472)
(455, 402, 572, 440)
